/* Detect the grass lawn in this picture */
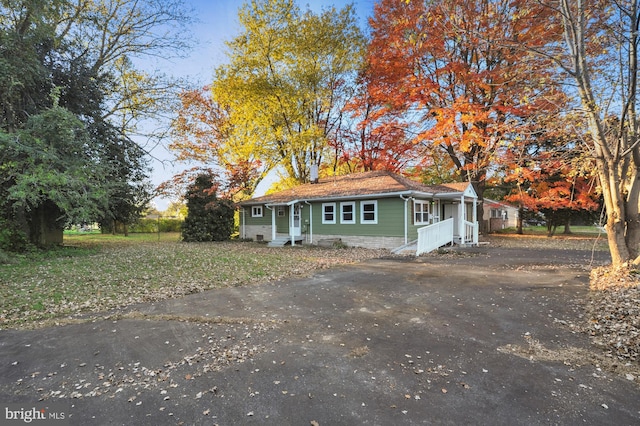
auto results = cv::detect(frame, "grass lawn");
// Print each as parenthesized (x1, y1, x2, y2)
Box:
(0, 233, 384, 329)
(0, 231, 610, 329)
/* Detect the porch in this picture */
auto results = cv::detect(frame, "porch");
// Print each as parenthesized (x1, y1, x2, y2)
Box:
(414, 217, 478, 255)
(267, 235, 305, 247)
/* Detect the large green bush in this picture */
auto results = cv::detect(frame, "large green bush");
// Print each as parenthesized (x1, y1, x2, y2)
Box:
(0, 218, 29, 253)
(181, 174, 235, 242)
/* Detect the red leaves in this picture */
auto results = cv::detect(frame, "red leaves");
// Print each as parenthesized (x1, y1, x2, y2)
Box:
(360, 0, 566, 186)
(170, 86, 227, 163)
(504, 150, 599, 214)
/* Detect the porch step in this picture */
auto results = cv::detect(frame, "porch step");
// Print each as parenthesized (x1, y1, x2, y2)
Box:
(268, 237, 290, 247)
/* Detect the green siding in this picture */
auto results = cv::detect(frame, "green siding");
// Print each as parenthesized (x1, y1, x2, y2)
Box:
(310, 198, 407, 237)
(241, 205, 271, 226)
(242, 197, 442, 241)
(242, 204, 312, 235)
(275, 210, 288, 233)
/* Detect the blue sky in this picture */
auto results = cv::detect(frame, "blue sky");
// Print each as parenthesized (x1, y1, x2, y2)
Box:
(148, 0, 376, 209)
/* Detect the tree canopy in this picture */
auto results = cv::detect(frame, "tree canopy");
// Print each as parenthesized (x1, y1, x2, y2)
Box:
(363, 0, 566, 199)
(164, 0, 640, 268)
(170, 0, 366, 194)
(0, 0, 193, 248)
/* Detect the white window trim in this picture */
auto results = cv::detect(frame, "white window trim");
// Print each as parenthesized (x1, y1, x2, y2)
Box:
(360, 200, 378, 224)
(277, 206, 285, 217)
(322, 202, 336, 224)
(414, 200, 430, 225)
(340, 202, 356, 224)
(252, 206, 263, 217)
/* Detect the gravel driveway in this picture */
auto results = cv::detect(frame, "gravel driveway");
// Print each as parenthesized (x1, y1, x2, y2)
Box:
(1, 245, 638, 425)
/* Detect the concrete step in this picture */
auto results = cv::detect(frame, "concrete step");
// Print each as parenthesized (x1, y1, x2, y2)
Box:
(268, 237, 290, 247)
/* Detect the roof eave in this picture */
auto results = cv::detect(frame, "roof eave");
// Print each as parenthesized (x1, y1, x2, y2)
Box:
(241, 190, 440, 206)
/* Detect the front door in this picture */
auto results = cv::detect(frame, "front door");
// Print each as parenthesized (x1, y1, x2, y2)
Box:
(290, 204, 301, 236)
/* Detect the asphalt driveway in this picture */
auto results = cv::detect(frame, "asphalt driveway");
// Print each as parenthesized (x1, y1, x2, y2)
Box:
(1, 246, 639, 425)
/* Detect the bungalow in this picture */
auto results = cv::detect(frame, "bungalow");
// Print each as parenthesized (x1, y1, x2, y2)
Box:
(238, 170, 479, 254)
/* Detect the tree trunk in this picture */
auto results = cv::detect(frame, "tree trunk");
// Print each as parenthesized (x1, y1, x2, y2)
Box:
(516, 206, 524, 234)
(28, 201, 64, 247)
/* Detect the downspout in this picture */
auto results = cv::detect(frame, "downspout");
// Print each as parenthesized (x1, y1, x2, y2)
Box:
(304, 201, 313, 244)
(400, 195, 412, 245)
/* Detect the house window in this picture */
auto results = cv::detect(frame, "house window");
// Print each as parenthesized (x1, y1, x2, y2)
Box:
(277, 206, 285, 217)
(340, 202, 355, 224)
(491, 209, 506, 219)
(414, 200, 430, 224)
(252, 206, 263, 217)
(361, 200, 377, 224)
(322, 203, 336, 224)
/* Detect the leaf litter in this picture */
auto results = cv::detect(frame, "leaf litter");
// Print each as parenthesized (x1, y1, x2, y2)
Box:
(0, 242, 386, 329)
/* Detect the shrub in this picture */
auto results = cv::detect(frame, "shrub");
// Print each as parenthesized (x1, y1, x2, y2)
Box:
(0, 218, 29, 253)
(182, 174, 235, 242)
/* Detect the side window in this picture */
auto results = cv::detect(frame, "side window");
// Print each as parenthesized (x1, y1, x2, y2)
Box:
(277, 206, 285, 217)
(414, 201, 430, 224)
(251, 206, 263, 217)
(340, 202, 356, 224)
(361, 200, 377, 224)
(322, 203, 336, 224)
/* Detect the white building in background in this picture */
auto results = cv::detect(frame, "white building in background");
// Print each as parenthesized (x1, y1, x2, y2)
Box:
(483, 199, 519, 232)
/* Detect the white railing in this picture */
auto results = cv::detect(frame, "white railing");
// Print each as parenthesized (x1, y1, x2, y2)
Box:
(417, 218, 454, 255)
(463, 220, 478, 244)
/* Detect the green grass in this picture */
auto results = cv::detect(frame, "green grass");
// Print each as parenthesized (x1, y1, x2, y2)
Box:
(64, 231, 183, 246)
(494, 225, 607, 236)
(0, 233, 381, 329)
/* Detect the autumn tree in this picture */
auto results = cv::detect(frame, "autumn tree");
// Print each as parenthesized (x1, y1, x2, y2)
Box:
(169, 86, 264, 201)
(335, 68, 417, 174)
(364, 0, 566, 222)
(504, 145, 599, 237)
(536, 0, 640, 266)
(209, 0, 366, 187)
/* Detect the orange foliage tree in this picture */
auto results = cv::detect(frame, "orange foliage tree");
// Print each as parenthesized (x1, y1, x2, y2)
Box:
(333, 70, 416, 174)
(164, 86, 265, 201)
(363, 0, 566, 217)
(504, 148, 600, 236)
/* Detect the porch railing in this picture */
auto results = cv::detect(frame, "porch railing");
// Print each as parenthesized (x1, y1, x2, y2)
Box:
(416, 218, 454, 255)
(463, 220, 478, 244)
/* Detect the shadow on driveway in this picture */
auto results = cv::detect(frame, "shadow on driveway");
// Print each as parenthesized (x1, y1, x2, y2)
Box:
(1, 246, 638, 425)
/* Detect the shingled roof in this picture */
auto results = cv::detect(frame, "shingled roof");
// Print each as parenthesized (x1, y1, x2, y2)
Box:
(240, 170, 466, 205)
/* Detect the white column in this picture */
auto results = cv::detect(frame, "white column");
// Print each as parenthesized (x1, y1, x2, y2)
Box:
(241, 208, 245, 239)
(271, 207, 276, 241)
(307, 202, 313, 244)
(459, 195, 465, 243)
(472, 197, 478, 244)
(290, 204, 295, 247)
